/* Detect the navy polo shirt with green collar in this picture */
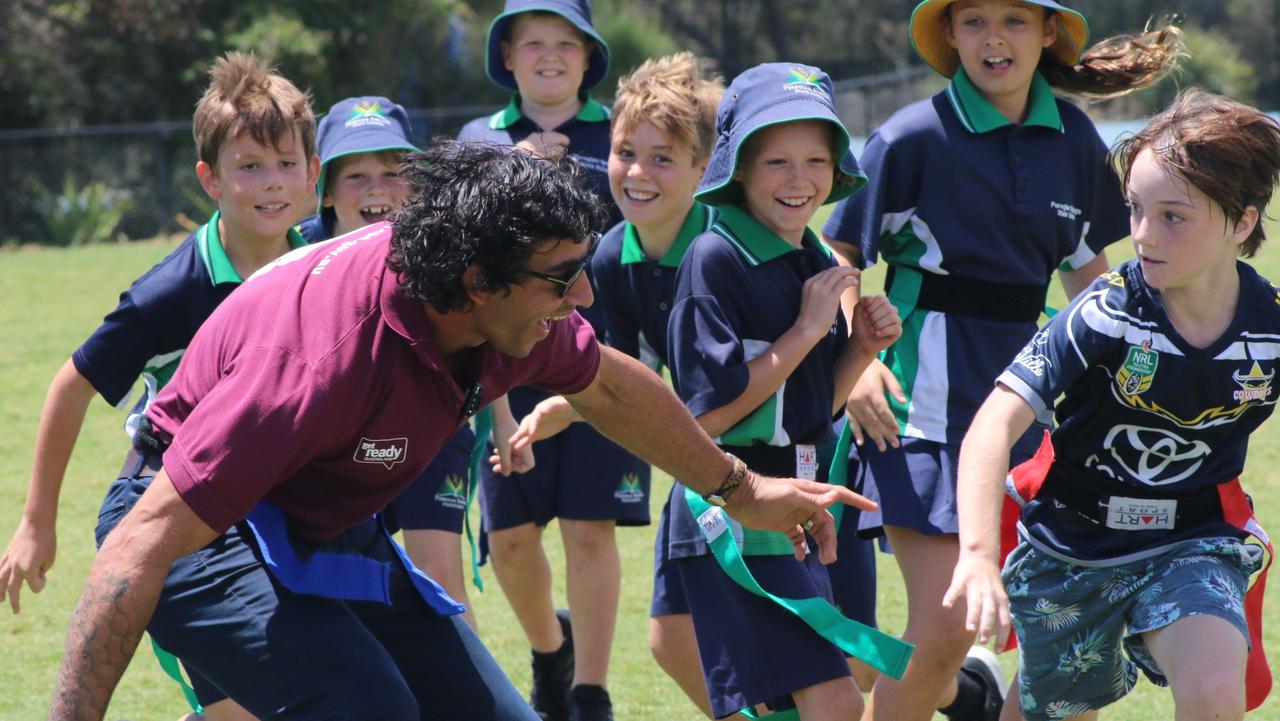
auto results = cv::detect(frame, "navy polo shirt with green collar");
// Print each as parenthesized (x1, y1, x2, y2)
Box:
(821, 68, 1130, 456)
(665, 205, 848, 558)
(72, 210, 307, 433)
(456, 95, 619, 225)
(589, 203, 717, 371)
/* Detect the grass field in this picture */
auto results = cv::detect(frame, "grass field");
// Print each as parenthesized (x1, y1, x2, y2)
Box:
(0, 223, 1278, 720)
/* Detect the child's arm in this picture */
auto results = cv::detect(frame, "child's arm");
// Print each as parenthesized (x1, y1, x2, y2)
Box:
(1058, 250, 1110, 300)
(695, 265, 859, 438)
(942, 384, 1037, 649)
(832, 295, 902, 416)
(488, 394, 537, 476)
(0, 359, 99, 613)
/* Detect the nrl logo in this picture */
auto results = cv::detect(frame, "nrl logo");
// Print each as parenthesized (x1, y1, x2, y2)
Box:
(354, 437, 408, 469)
(1232, 361, 1274, 402)
(1115, 340, 1158, 396)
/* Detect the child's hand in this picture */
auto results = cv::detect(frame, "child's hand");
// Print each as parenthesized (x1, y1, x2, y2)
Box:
(943, 550, 1012, 649)
(845, 359, 906, 451)
(0, 516, 56, 614)
(796, 266, 860, 342)
(498, 396, 581, 477)
(850, 294, 901, 357)
(514, 131, 571, 160)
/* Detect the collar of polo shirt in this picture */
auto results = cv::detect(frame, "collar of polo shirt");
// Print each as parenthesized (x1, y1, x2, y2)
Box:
(199, 210, 308, 286)
(946, 67, 1064, 135)
(620, 203, 715, 267)
(711, 205, 832, 267)
(487, 94, 611, 131)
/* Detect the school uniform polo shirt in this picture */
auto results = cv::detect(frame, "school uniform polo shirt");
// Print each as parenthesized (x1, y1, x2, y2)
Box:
(72, 211, 307, 426)
(822, 68, 1130, 455)
(590, 203, 716, 370)
(295, 212, 336, 244)
(456, 96, 619, 226)
(1000, 260, 1280, 561)
(665, 205, 848, 558)
(146, 222, 601, 540)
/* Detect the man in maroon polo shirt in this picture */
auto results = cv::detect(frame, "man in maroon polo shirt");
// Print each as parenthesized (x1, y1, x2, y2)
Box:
(48, 142, 872, 721)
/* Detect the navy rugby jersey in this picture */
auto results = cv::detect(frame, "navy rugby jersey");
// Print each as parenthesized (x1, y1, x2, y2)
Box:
(823, 68, 1129, 455)
(72, 211, 306, 433)
(590, 203, 716, 370)
(1000, 260, 1280, 561)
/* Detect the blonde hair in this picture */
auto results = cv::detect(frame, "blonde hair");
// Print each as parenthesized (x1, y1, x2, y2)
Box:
(611, 52, 724, 162)
(193, 52, 316, 167)
(1040, 22, 1185, 99)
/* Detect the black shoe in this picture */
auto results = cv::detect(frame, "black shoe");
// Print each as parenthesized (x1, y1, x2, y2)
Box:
(958, 645, 1008, 721)
(569, 684, 613, 721)
(530, 609, 574, 721)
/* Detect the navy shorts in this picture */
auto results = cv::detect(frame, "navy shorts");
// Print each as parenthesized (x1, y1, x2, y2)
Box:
(478, 389, 650, 531)
(383, 425, 474, 534)
(96, 453, 539, 721)
(678, 551, 852, 719)
(650, 488, 687, 616)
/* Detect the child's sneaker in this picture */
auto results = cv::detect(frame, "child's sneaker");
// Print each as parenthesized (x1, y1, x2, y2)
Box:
(958, 645, 1008, 721)
(530, 609, 574, 721)
(569, 684, 613, 721)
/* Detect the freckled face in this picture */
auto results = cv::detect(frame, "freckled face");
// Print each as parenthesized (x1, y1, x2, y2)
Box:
(735, 120, 835, 246)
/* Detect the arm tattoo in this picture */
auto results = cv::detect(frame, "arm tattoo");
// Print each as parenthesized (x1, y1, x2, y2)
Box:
(47, 561, 161, 720)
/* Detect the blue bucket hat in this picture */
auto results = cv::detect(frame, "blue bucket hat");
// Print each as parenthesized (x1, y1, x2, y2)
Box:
(315, 96, 416, 208)
(485, 0, 611, 93)
(910, 0, 1089, 77)
(695, 63, 866, 208)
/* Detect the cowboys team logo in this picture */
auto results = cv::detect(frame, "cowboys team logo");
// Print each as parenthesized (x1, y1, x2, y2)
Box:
(434, 474, 468, 511)
(354, 437, 408, 469)
(614, 473, 644, 504)
(1116, 341, 1159, 396)
(1232, 361, 1274, 402)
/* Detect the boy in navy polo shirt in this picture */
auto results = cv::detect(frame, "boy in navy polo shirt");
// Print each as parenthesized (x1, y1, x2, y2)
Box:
(663, 62, 901, 721)
(459, 3, 648, 719)
(0, 52, 317, 721)
(946, 89, 1280, 721)
(821, 3, 1182, 719)
(296, 95, 483, 630)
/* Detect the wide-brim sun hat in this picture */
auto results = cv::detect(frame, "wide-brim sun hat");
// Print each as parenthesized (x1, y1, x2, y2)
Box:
(695, 62, 866, 208)
(315, 96, 416, 210)
(910, 0, 1089, 77)
(485, 0, 611, 92)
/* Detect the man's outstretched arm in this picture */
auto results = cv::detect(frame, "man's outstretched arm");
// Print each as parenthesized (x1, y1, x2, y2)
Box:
(48, 470, 217, 721)
(565, 345, 876, 563)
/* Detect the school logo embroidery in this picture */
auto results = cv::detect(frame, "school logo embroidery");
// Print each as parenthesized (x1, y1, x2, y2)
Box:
(345, 100, 392, 129)
(354, 437, 408, 469)
(1116, 341, 1159, 396)
(1049, 201, 1082, 220)
(614, 473, 644, 504)
(1232, 361, 1274, 402)
(783, 68, 829, 99)
(434, 474, 468, 510)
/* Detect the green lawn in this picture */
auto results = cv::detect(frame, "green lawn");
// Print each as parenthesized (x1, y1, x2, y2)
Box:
(0, 229, 1277, 720)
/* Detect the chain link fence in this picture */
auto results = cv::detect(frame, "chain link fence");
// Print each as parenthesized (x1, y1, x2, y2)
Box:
(0, 68, 939, 246)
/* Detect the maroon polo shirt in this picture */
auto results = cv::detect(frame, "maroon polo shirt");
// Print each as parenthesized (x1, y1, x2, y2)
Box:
(148, 222, 600, 539)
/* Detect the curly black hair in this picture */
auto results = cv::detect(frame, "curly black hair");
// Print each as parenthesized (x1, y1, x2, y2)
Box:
(388, 140, 606, 312)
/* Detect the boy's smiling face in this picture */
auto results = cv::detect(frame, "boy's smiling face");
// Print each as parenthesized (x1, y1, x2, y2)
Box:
(197, 128, 318, 244)
(946, 0, 1057, 120)
(735, 120, 834, 247)
(608, 121, 705, 239)
(324, 152, 409, 236)
(502, 14, 590, 109)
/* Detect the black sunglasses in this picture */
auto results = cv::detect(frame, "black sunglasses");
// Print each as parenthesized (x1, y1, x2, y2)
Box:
(525, 235, 600, 298)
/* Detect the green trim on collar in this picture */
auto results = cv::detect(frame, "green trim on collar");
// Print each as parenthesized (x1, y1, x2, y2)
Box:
(620, 203, 715, 267)
(487, 95, 611, 130)
(711, 205, 828, 266)
(945, 68, 1063, 134)
(198, 210, 308, 286)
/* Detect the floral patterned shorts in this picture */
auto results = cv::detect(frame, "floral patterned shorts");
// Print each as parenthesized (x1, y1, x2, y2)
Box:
(1003, 537, 1262, 721)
